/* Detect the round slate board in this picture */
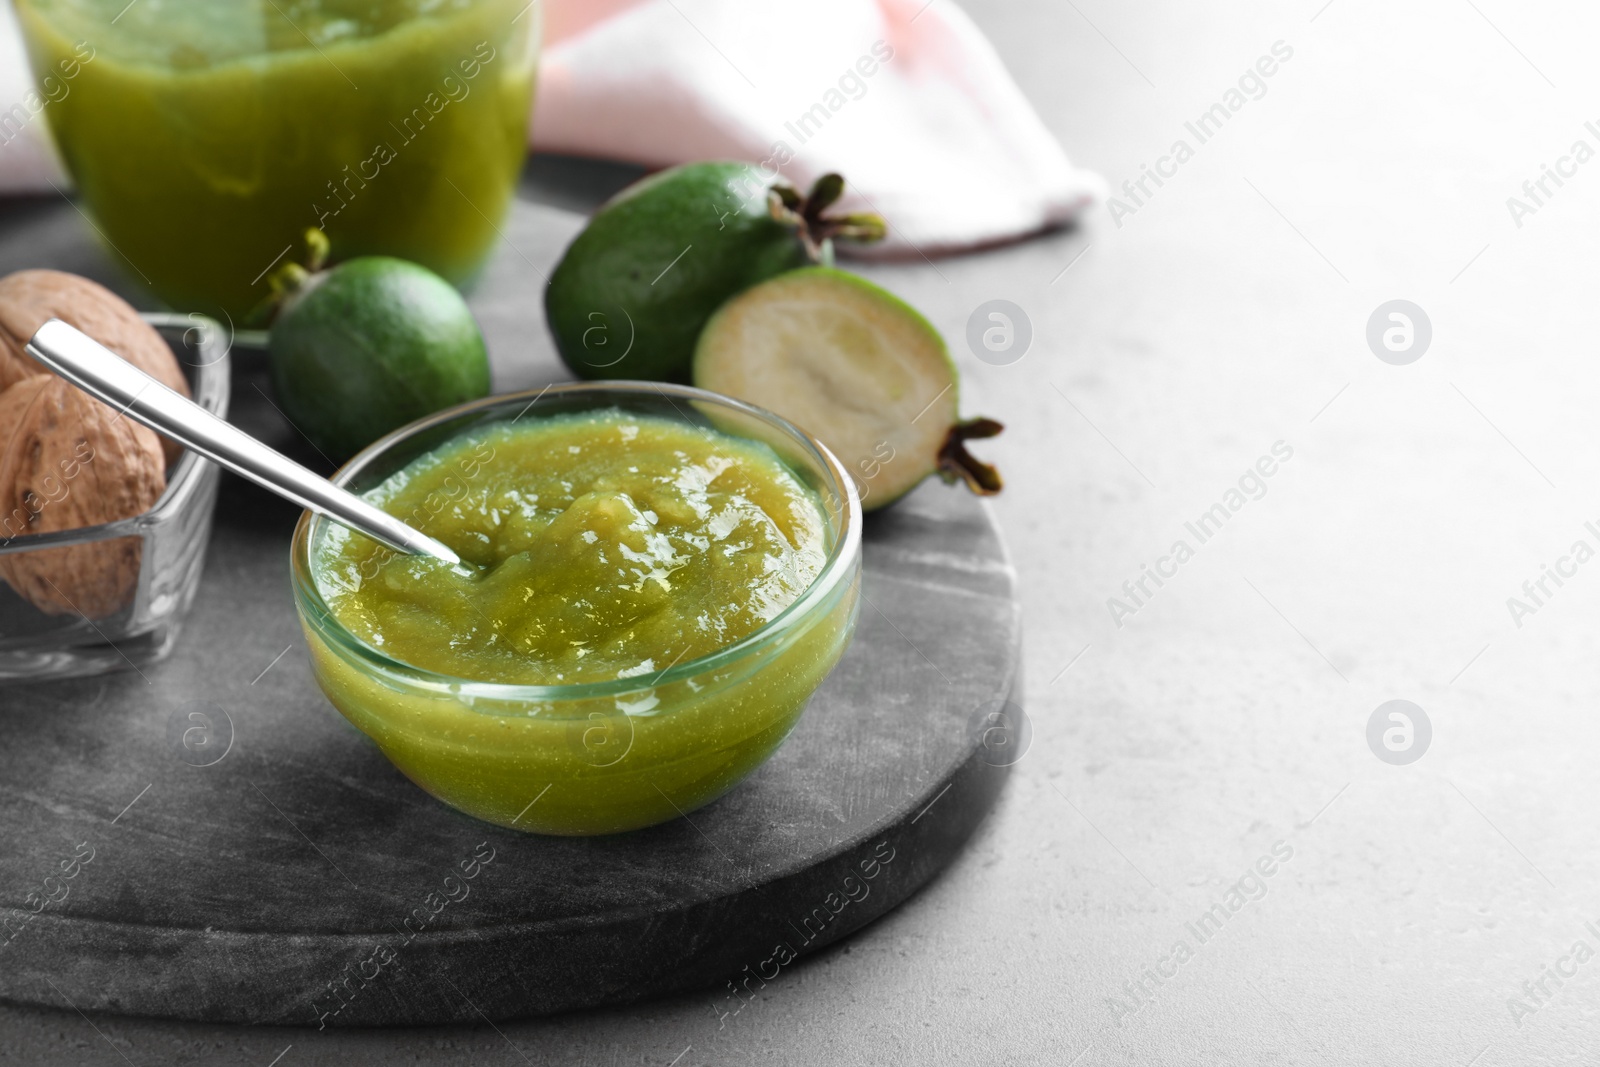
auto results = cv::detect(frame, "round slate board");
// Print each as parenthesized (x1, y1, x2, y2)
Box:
(0, 190, 1021, 1027)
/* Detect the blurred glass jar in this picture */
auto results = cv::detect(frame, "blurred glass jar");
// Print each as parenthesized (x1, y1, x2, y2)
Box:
(0, 314, 228, 680)
(11, 0, 540, 322)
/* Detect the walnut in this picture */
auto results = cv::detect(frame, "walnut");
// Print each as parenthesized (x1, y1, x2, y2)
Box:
(0, 374, 166, 620)
(0, 269, 189, 465)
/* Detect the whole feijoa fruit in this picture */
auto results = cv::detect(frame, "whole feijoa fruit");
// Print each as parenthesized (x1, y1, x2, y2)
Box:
(268, 257, 490, 460)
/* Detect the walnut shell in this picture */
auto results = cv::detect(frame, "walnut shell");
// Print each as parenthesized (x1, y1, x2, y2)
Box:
(0, 270, 188, 465)
(0, 375, 166, 620)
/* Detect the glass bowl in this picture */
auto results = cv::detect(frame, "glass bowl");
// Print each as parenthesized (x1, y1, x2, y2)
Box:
(0, 313, 230, 680)
(290, 383, 863, 836)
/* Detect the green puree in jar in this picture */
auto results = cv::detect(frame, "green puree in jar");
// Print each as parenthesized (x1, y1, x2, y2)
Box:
(315, 409, 828, 684)
(13, 0, 536, 320)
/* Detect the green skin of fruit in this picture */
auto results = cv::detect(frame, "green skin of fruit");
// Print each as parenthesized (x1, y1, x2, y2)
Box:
(546, 161, 815, 383)
(269, 256, 491, 460)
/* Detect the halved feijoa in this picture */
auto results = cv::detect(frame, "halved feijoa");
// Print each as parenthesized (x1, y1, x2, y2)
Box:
(693, 267, 1001, 511)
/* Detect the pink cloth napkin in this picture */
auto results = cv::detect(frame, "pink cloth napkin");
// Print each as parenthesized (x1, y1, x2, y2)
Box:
(0, 0, 1100, 255)
(534, 0, 1101, 255)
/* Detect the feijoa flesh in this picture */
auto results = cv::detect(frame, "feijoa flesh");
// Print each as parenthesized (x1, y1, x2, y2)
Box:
(693, 267, 1001, 510)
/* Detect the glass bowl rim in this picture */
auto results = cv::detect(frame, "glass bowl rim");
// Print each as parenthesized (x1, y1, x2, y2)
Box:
(290, 380, 863, 704)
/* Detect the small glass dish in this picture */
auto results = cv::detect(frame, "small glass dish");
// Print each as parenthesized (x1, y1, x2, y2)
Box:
(291, 383, 863, 836)
(0, 313, 230, 680)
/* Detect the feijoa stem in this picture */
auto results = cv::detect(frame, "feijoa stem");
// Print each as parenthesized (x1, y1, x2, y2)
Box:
(769, 173, 887, 262)
(937, 417, 1004, 495)
(248, 228, 331, 325)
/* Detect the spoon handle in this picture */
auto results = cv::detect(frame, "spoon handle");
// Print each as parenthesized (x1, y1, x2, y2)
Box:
(26, 318, 462, 567)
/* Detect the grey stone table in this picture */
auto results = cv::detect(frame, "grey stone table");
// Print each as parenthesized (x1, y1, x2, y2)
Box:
(4, 0, 1600, 1062)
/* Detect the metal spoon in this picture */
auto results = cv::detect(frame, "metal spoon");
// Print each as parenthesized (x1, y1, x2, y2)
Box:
(25, 318, 464, 569)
